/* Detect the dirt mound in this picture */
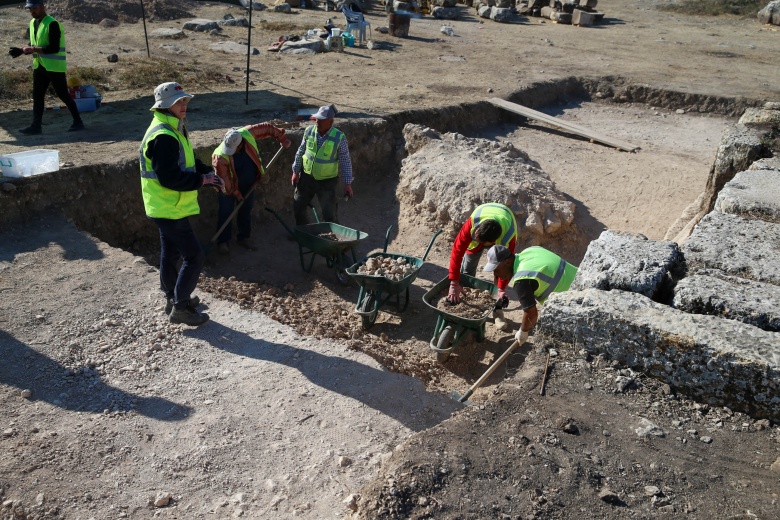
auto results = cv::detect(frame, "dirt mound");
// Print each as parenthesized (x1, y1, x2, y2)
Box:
(47, 0, 195, 24)
(398, 124, 577, 246)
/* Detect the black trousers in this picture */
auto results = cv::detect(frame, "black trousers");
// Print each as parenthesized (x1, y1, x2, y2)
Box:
(31, 66, 82, 128)
(152, 217, 205, 310)
(293, 174, 338, 225)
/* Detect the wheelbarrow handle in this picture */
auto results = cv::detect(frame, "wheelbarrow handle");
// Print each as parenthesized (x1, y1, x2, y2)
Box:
(264, 206, 296, 237)
(421, 229, 443, 262)
(209, 144, 287, 245)
(383, 225, 393, 253)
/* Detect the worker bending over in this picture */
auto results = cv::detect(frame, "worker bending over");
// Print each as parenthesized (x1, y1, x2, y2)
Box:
(483, 245, 577, 344)
(447, 203, 517, 328)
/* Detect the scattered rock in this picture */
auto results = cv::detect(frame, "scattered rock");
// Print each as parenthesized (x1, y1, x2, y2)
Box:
(20, 389, 32, 398)
(153, 492, 172, 508)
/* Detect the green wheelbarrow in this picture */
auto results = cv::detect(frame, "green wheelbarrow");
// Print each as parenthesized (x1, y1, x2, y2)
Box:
(346, 227, 441, 329)
(266, 207, 368, 285)
(422, 274, 499, 363)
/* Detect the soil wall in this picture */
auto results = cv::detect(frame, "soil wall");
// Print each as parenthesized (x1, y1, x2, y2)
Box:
(0, 77, 766, 253)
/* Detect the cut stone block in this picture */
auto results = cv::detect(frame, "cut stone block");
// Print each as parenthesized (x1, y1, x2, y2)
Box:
(570, 230, 682, 302)
(540, 5, 555, 18)
(536, 289, 780, 421)
(577, 0, 598, 7)
(684, 212, 780, 284)
(572, 9, 596, 26)
(673, 269, 780, 332)
(714, 169, 780, 223)
(551, 11, 572, 23)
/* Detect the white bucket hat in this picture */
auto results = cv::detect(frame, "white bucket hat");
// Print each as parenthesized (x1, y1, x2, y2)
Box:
(222, 128, 243, 155)
(150, 82, 193, 110)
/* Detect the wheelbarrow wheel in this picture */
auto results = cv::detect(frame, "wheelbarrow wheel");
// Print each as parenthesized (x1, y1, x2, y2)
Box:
(336, 268, 350, 286)
(436, 325, 455, 363)
(360, 291, 378, 329)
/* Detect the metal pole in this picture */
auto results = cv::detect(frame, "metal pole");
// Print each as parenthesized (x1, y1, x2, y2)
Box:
(245, 0, 253, 105)
(139, 0, 150, 58)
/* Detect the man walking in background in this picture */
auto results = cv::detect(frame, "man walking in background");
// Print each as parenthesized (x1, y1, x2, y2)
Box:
(13, 0, 84, 135)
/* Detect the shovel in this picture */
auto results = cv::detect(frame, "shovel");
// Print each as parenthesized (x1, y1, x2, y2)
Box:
(450, 339, 522, 404)
(205, 143, 286, 253)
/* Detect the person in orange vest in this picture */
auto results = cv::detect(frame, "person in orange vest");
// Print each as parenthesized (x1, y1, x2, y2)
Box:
(15, 0, 84, 135)
(212, 124, 291, 254)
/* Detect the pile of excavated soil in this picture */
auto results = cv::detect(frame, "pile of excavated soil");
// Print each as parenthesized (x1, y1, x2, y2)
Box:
(47, 0, 195, 24)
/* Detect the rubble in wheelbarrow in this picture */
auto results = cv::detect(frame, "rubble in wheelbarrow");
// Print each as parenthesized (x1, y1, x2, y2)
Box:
(434, 287, 495, 319)
(357, 255, 418, 281)
(317, 231, 340, 241)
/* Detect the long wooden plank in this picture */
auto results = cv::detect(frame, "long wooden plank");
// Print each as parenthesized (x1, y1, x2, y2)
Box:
(488, 97, 640, 153)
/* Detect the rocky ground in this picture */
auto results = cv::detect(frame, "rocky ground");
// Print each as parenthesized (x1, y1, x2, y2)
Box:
(2, 0, 780, 519)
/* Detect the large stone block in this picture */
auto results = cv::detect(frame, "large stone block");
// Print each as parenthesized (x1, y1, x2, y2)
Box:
(714, 169, 780, 223)
(570, 230, 682, 301)
(536, 289, 780, 420)
(684, 212, 780, 284)
(673, 269, 780, 332)
(572, 8, 596, 26)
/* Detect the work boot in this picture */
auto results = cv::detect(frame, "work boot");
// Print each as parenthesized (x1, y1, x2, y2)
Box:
(165, 295, 200, 315)
(169, 306, 209, 326)
(493, 309, 509, 332)
(236, 238, 257, 251)
(19, 125, 42, 135)
(217, 242, 230, 255)
(68, 121, 85, 132)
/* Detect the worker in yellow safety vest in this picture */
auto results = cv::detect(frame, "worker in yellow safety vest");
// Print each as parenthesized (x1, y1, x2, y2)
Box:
(483, 245, 578, 345)
(212, 124, 291, 254)
(291, 105, 354, 225)
(14, 0, 84, 135)
(139, 82, 224, 327)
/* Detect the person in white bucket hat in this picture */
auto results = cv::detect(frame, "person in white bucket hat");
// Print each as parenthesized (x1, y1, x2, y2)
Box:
(139, 82, 224, 327)
(212, 122, 292, 254)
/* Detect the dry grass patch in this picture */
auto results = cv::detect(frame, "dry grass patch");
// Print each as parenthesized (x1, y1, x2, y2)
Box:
(658, 0, 764, 17)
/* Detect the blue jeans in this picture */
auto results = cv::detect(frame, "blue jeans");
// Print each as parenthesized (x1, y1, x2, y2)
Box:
(153, 217, 205, 310)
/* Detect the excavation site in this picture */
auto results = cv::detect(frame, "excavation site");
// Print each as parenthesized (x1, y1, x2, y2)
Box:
(1, 0, 780, 518)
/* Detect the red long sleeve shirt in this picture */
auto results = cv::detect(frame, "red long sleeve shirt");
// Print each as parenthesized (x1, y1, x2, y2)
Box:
(448, 218, 517, 290)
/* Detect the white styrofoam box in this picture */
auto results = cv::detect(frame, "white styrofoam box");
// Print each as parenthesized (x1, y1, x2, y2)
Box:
(0, 149, 59, 178)
(74, 95, 101, 112)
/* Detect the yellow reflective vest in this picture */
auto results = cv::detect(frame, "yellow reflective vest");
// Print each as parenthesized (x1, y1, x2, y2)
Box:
(509, 247, 577, 305)
(29, 15, 66, 73)
(467, 203, 517, 251)
(139, 111, 199, 219)
(302, 125, 344, 180)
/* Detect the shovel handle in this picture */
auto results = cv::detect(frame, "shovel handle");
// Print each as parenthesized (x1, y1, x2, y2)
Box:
(460, 339, 521, 399)
(209, 144, 286, 245)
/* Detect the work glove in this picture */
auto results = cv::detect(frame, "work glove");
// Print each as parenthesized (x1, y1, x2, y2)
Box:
(291, 172, 300, 185)
(446, 280, 462, 305)
(494, 289, 509, 310)
(233, 189, 244, 202)
(9, 47, 23, 58)
(344, 184, 353, 200)
(280, 136, 292, 149)
(514, 329, 529, 344)
(202, 172, 225, 192)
